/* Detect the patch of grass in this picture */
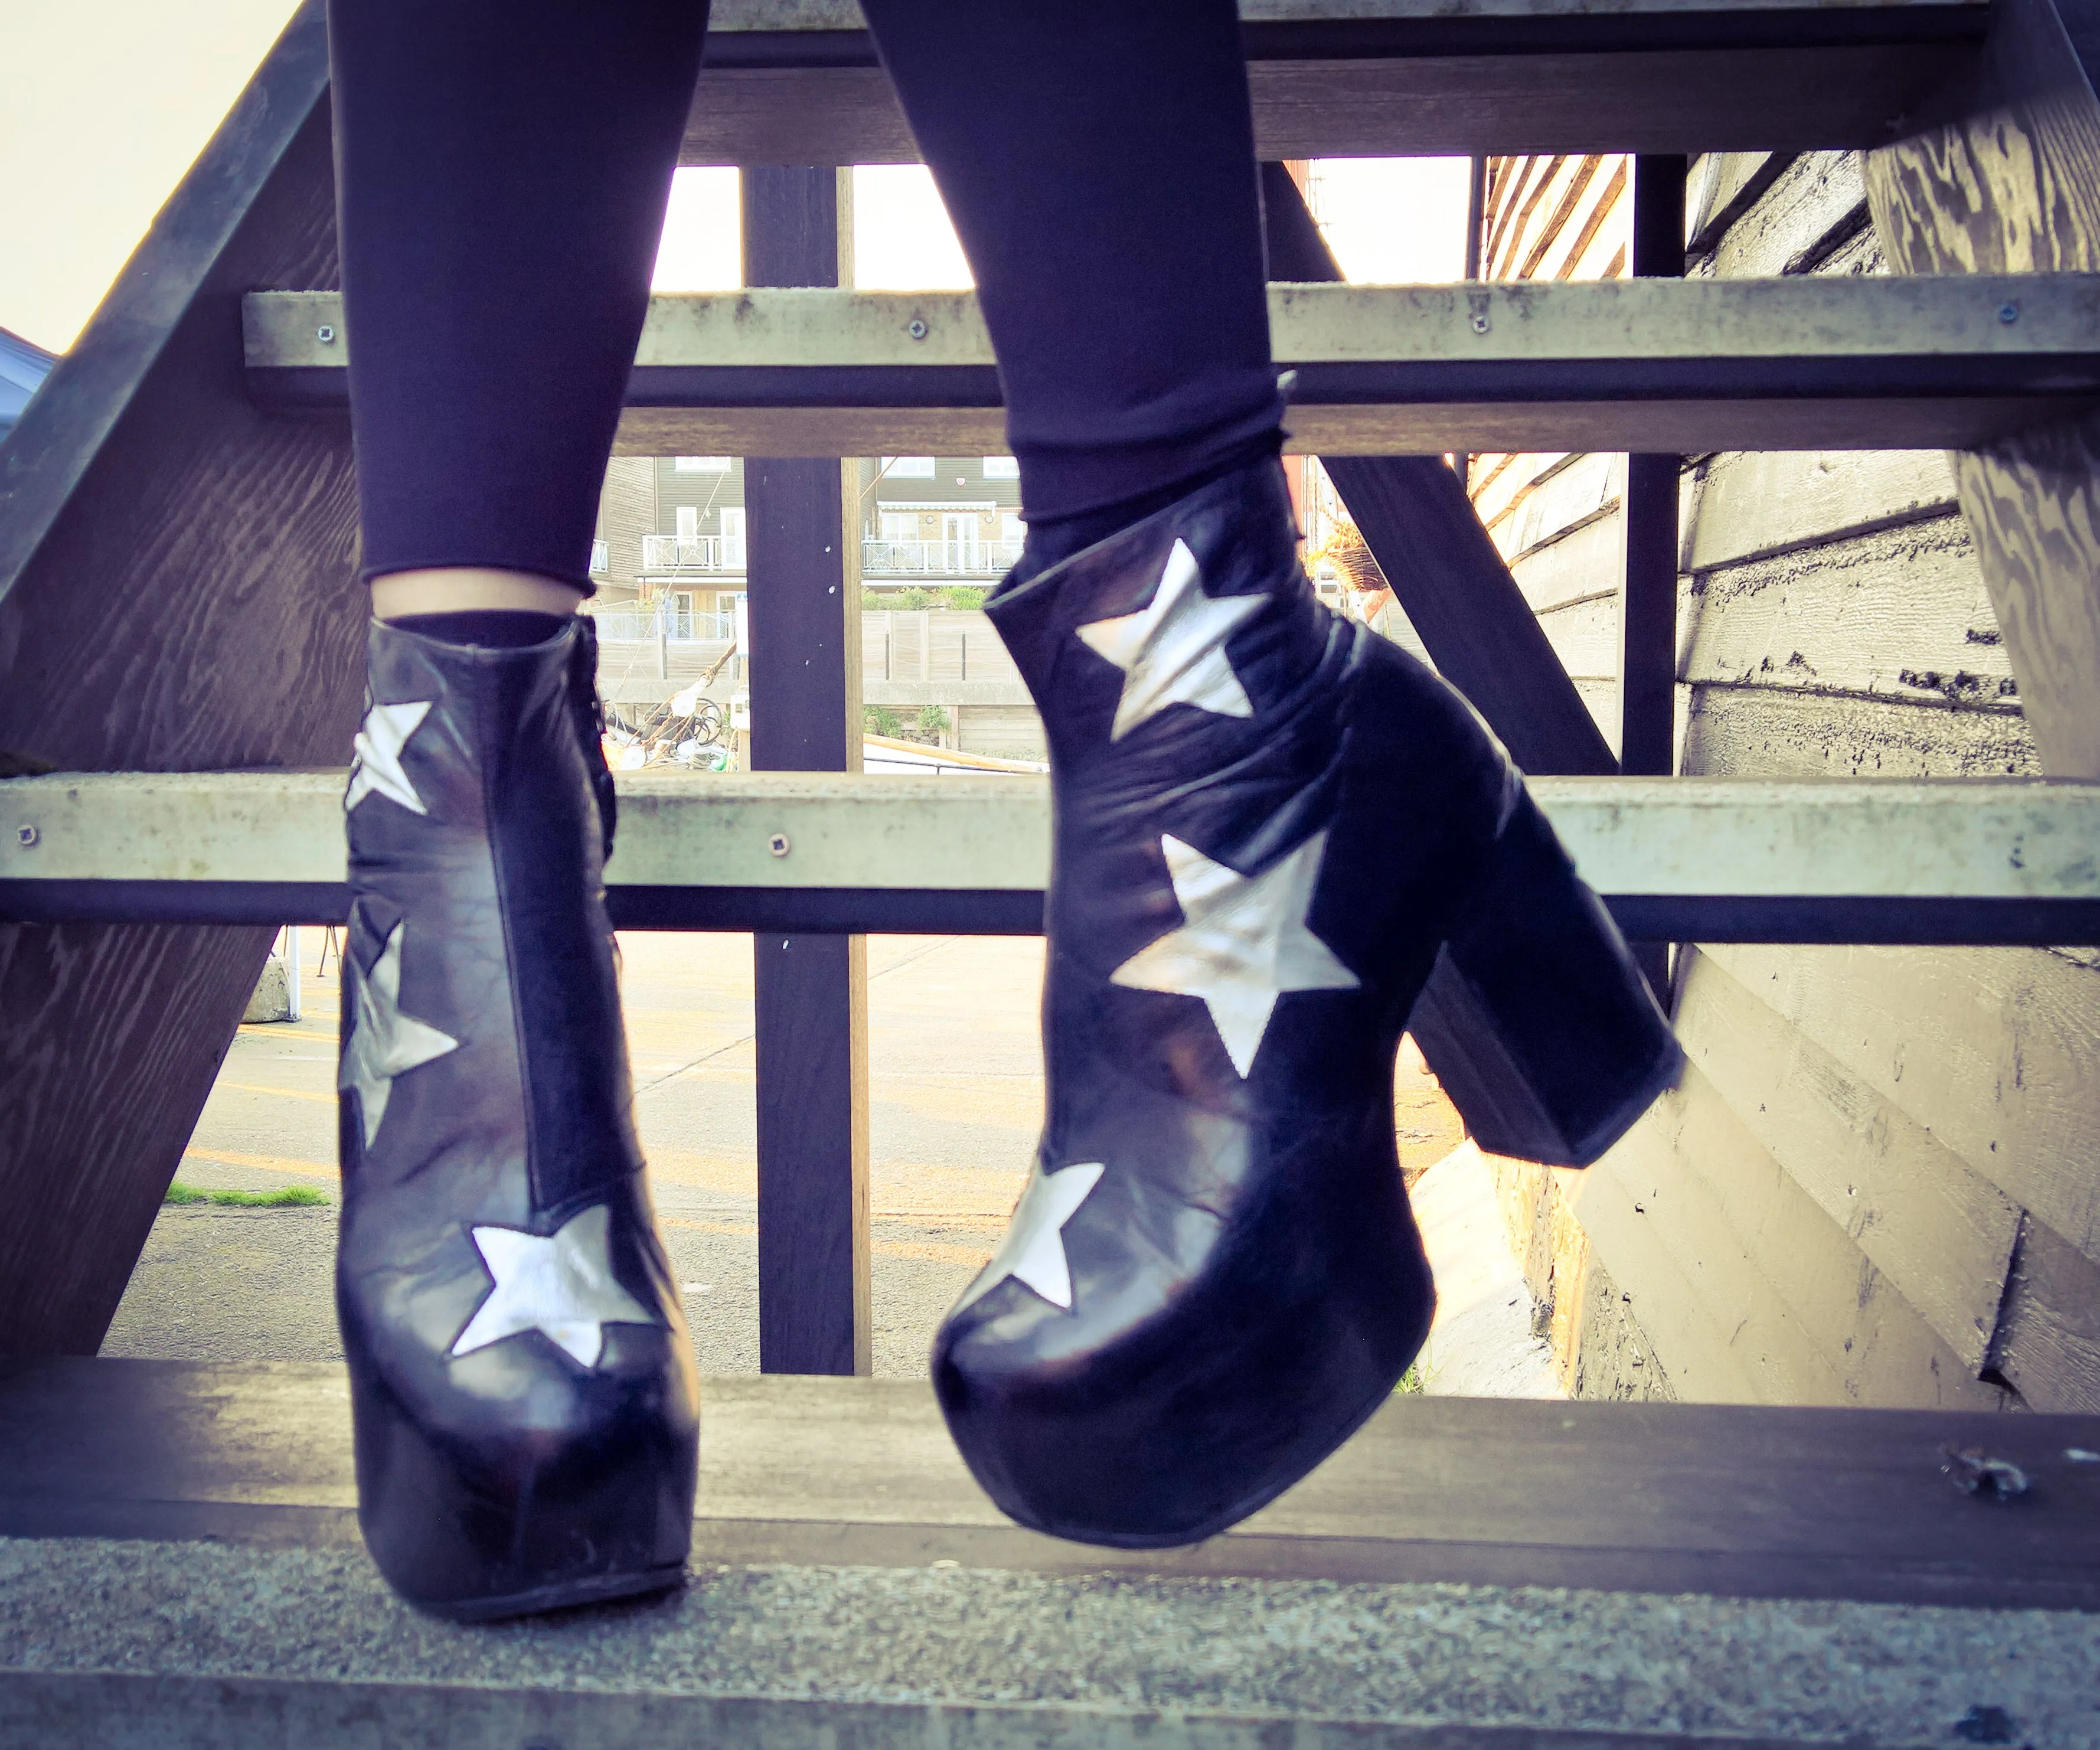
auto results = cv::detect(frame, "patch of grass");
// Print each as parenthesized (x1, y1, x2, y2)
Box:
(164, 1181, 328, 1209)
(1394, 1363, 1425, 1396)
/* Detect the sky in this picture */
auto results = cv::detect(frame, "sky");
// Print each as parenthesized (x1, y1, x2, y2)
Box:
(2, 0, 1471, 354)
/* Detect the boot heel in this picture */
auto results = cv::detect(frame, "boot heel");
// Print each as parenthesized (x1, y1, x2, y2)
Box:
(1410, 790, 1682, 1167)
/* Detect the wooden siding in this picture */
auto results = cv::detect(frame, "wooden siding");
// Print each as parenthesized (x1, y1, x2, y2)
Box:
(1461, 148, 2100, 1413)
(593, 455, 658, 597)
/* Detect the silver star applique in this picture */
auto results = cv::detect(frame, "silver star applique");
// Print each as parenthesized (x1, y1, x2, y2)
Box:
(956, 1161, 1107, 1313)
(345, 699, 433, 815)
(450, 1204, 658, 1369)
(339, 919, 461, 1145)
(1077, 538, 1265, 740)
(1111, 831, 1359, 1078)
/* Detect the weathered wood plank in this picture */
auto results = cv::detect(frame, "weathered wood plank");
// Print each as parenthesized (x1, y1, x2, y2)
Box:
(247, 275, 2100, 457)
(679, 50, 1981, 167)
(1685, 446, 1960, 570)
(743, 168, 871, 1379)
(1867, 0, 2100, 776)
(0, 4, 359, 1358)
(1681, 681, 2039, 776)
(1703, 148, 1874, 277)
(1682, 514, 2018, 704)
(1510, 510, 1627, 615)
(1673, 947, 2021, 1369)
(1990, 1212, 2100, 1411)
(8, 1354, 2100, 1609)
(1701, 939, 2100, 1267)
(1585, 1055, 2015, 1407)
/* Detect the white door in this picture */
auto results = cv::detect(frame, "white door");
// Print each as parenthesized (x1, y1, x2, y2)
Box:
(942, 512, 978, 573)
(720, 507, 746, 570)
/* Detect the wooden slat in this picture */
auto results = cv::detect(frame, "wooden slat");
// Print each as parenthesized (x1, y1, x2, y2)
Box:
(246, 276, 2100, 455)
(742, 167, 872, 1379)
(3, 772, 2098, 945)
(4, 1357, 2098, 1608)
(1866, 0, 2100, 778)
(677, 0, 1984, 162)
(0, 4, 360, 1360)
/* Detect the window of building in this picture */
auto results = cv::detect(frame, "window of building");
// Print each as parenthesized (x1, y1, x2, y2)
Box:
(720, 506, 746, 566)
(880, 456, 936, 478)
(676, 505, 699, 541)
(981, 455, 1019, 479)
(878, 512, 920, 542)
(674, 456, 731, 473)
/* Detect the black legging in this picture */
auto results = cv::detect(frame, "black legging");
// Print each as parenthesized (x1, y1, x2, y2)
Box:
(328, 0, 1285, 595)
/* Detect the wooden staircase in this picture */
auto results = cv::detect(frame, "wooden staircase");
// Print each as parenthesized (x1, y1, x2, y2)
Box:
(4, 0, 2099, 1736)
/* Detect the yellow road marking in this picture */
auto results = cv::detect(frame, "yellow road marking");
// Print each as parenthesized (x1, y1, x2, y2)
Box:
(213, 1082, 337, 1106)
(181, 1148, 337, 1180)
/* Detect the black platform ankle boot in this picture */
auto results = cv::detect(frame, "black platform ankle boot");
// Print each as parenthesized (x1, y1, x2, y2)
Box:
(933, 460, 1681, 1547)
(335, 616, 699, 1620)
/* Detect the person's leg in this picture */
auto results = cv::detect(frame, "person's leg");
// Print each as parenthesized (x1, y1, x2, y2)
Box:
(332, 0, 708, 626)
(325, 0, 711, 1619)
(858, 0, 1283, 549)
(861, 5, 1681, 1549)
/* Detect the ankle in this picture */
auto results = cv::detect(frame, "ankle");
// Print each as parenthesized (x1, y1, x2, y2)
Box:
(371, 566, 584, 621)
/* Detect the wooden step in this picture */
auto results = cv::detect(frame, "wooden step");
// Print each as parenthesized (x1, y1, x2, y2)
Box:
(689, 0, 1987, 160)
(246, 275, 2100, 456)
(3, 770, 2096, 944)
(1, 1359, 2094, 1745)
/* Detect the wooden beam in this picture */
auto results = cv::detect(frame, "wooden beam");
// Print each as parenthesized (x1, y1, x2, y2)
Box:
(1256, 163, 1615, 776)
(679, 0, 1985, 163)
(6, 771, 2099, 945)
(6, 1357, 2100, 1609)
(1623, 154, 1693, 997)
(247, 276, 2100, 456)
(1866, 0, 2100, 778)
(0, 3, 360, 1359)
(741, 167, 871, 1379)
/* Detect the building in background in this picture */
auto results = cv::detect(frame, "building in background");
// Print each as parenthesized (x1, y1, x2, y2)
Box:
(0, 325, 56, 444)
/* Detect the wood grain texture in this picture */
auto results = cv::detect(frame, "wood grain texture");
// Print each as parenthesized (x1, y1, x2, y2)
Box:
(1702, 940, 2100, 1267)
(1582, 1054, 2015, 1408)
(0, 5, 361, 1356)
(8, 1357, 2100, 1608)
(1674, 946, 2021, 1369)
(1867, 0, 2100, 773)
(1681, 680, 2040, 776)
(1990, 1210, 2100, 1409)
(1704, 148, 1875, 277)
(1682, 514, 2019, 704)
(743, 168, 870, 1377)
(677, 47, 1977, 167)
(1686, 446, 1961, 570)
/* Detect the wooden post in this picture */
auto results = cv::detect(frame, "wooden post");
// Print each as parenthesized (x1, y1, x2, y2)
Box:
(1864, 0, 2100, 779)
(0, 5, 362, 1357)
(1258, 164, 1615, 778)
(1622, 154, 1689, 1001)
(742, 166, 871, 1377)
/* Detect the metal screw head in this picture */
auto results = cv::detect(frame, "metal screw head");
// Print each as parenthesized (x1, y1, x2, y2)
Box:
(767, 832, 791, 857)
(15, 824, 35, 848)
(906, 318, 929, 340)
(316, 324, 337, 344)
(1998, 301, 2020, 325)
(1470, 312, 1491, 335)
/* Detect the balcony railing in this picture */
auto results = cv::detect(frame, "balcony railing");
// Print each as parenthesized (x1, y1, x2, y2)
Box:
(592, 606, 736, 642)
(863, 538, 1023, 577)
(642, 534, 745, 571)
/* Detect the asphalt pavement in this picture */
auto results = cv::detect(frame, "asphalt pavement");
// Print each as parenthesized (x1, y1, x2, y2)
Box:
(103, 927, 1464, 1376)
